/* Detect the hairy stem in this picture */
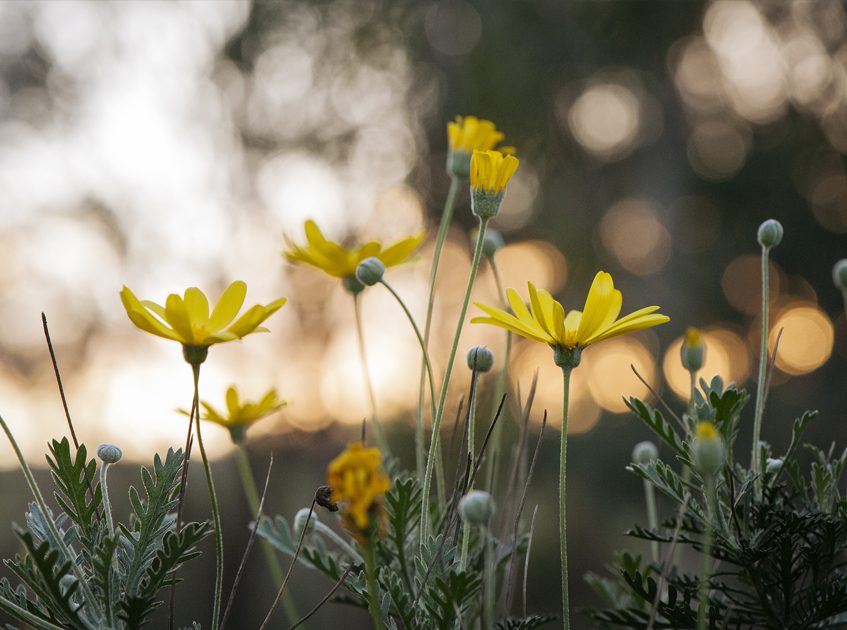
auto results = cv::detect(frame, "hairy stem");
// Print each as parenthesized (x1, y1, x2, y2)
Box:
(363, 541, 384, 630)
(559, 367, 572, 630)
(751, 246, 770, 498)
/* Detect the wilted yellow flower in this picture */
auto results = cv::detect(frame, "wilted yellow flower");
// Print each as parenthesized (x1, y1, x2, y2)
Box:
(327, 442, 391, 539)
(283, 220, 424, 289)
(192, 386, 286, 443)
(120, 281, 286, 351)
(472, 272, 669, 365)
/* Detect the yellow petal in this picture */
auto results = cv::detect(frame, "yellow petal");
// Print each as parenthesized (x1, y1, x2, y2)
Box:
(576, 272, 622, 343)
(587, 309, 669, 345)
(208, 281, 247, 332)
(379, 232, 425, 267)
(164, 294, 195, 344)
(120, 287, 181, 342)
(183, 287, 210, 322)
(506, 288, 535, 328)
(471, 316, 552, 344)
(141, 300, 168, 322)
(225, 386, 239, 416)
(495, 155, 519, 190)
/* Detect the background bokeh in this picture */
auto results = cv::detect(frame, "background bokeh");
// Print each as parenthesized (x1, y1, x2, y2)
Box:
(1, 0, 847, 626)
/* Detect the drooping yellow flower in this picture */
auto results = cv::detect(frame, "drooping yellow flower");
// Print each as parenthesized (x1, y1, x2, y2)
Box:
(327, 442, 391, 538)
(470, 150, 520, 195)
(120, 281, 286, 348)
(472, 271, 669, 356)
(192, 386, 286, 443)
(447, 116, 507, 154)
(283, 220, 424, 285)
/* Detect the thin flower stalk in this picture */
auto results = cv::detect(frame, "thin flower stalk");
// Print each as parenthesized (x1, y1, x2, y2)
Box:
(459, 366, 481, 569)
(421, 216, 491, 543)
(751, 249, 770, 498)
(417, 175, 461, 481)
(354, 294, 389, 453)
(559, 367, 572, 629)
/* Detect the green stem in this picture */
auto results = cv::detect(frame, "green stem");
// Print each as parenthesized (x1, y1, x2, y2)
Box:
(192, 364, 223, 630)
(363, 542, 384, 630)
(459, 371, 480, 569)
(485, 257, 511, 491)
(100, 462, 115, 536)
(688, 370, 697, 426)
(0, 414, 101, 612)
(559, 367, 572, 630)
(483, 525, 494, 630)
(234, 445, 300, 625)
(354, 293, 389, 454)
(751, 246, 770, 498)
(698, 478, 716, 630)
(417, 176, 461, 482)
(643, 479, 659, 564)
(421, 216, 489, 544)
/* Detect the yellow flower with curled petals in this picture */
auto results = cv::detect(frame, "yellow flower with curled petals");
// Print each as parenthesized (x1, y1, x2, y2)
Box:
(327, 442, 391, 540)
(469, 150, 520, 218)
(283, 220, 424, 292)
(446, 116, 513, 179)
(472, 271, 669, 367)
(120, 281, 286, 361)
(190, 386, 286, 443)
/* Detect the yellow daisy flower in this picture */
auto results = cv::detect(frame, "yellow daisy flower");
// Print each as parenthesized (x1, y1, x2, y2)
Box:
(193, 386, 286, 443)
(446, 116, 513, 179)
(470, 149, 520, 195)
(472, 271, 669, 363)
(283, 220, 424, 290)
(327, 442, 391, 539)
(120, 281, 286, 350)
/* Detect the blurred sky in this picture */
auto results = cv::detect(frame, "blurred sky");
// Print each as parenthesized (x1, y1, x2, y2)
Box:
(0, 0, 846, 468)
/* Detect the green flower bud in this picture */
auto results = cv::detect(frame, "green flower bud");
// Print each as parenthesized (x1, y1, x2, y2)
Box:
(832, 259, 847, 291)
(97, 444, 123, 464)
(458, 490, 495, 526)
(471, 227, 505, 259)
(356, 257, 386, 286)
(765, 457, 784, 474)
(680, 327, 705, 373)
(447, 150, 472, 179)
(343, 275, 366, 295)
(632, 441, 658, 465)
(182, 345, 209, 367)
(467, 346, 494, 372)
(294, 507, 318, 538)
(757, 219, 783, 249)
(692, 422, 725, 478)
(553, 345, 582, 370)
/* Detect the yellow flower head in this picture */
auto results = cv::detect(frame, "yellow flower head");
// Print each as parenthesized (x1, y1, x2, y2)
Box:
(681, 326, 705, 372)
(447, 116, 507, 154)
(121, 281, 286, 349)
(327, 442, 391, 538)
(470, 150, 520, 195)
(472, 271, 670, 362)
(198, 386, 286, 441)
(283, 220, 424, 286)
(695, 421, 719, 441)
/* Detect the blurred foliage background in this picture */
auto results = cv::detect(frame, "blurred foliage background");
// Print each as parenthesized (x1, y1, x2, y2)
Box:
(1, 0, 847, 626)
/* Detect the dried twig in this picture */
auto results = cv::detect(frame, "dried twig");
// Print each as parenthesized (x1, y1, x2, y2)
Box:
(287, 564, 353, 630)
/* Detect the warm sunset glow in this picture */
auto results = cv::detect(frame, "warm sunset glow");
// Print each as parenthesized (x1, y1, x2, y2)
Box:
(585, 336, 656, 413)
(599, 199, 672, 276)
(722, 255, 783, 315)
(567, 83, 641, 159)
(769, 303, 834, 375)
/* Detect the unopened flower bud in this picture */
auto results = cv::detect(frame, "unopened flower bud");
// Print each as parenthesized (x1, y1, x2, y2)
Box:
(692, 422, 725, 478)
(680, 327, 705, 373)
(343, 275, 366, 295)
(765, 457, 784, 474)
(471, 228, 505, 259)
(459, 490, 495, 526)
(356, 257, 386, 286)
(833, 259, 847, 291)
(97, 444, 122, 464)
(447, 150, 472, 180)
(632, 441, 658, 465)
(294, 507, 318, 538)
(757, 219, 783, 249)
(467, 346, 494, 372)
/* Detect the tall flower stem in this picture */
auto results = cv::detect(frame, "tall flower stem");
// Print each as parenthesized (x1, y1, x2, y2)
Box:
(100, 461, 115, 536)
(191, 364, 223, 630)
(483, 525, 495, 630)
(354, 293, 389, 454)
(363, 541, 384, 630)
(234, 445, 299, 625)
(459, 369, 480, 569)
(421, 216, 489, 544)
(697, 478, 716, 630)
(559, 367, 573, 630)
(751, 245, 770, 498)
(378, 279, 438, 428)
(485, 257, 511, 491)
(642, 479, 659, 563)
(417, 176, 461, 481)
